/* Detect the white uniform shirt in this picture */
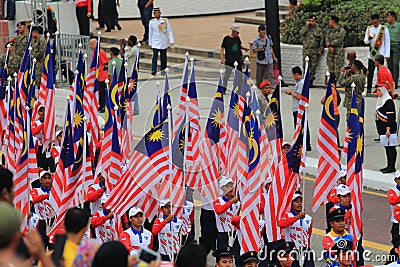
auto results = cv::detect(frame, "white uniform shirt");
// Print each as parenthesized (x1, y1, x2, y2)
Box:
(214, 196, 240, 233)
(364, 24, 391, 58)
(157, 216, 182, 255)
(121, 227, 152, 256)
(31, 186, 56, 220)
(281, 211, 313, 249)
(149, 17, 174, 50)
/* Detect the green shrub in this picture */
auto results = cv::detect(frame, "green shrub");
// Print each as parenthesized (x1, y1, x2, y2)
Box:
(281, 0, 400, 47)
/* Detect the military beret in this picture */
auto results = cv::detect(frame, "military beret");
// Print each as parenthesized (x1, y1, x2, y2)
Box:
(259, 80, 270, 89)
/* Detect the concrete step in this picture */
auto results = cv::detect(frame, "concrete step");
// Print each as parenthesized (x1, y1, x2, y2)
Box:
(255, 9, 290, 20)
(234, 15, 285, 25)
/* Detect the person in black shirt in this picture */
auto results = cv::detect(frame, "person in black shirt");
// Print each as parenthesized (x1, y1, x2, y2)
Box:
(220, 24, 249, 94)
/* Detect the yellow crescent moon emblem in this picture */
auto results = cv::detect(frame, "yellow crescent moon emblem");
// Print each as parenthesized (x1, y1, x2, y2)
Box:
(105, 104, 109, 123)
(111, 85, 119, 107)
(269, 97, 278, 107)
(24, 70, 29, 88)
(324, 95, 335, 121)
(74, 143, 83, 164)
(249, 137, 259, 165)
(21, 132, 28, 156)
(242, 115, 251, 136)
(44, 54, 50, 73)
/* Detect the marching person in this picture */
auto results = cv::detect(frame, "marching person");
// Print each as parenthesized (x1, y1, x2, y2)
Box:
(213, 176, 240, 249)
(212, 246, 234, 267)
(278, 191, 314, 267)
(85, 173, 107, 215)
(149, 7, 174, 75)
(181, 200, 195, 245)
(152, 198, 182, 261)
(364, 14, 390, 93)
(389, 170, 400, 239)
(200, 191, 218, 255)
(32, 105, 55, 172)
(120, 206, 153, 256)
(322, 207, 354, 267)
(375, 86, 397, 173)
(30, 170, 56, 250)
(91, 194, 117, 243)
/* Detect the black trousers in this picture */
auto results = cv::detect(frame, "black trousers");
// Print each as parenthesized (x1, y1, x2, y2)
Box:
(38, 219, 54, 250)
(199, 209, 217, 255)
(384, 146, 397, 170)
(76, 6, 90, 36)
(37, 146, 56, 172)
(99, 81, 107, 110)
(216, 232, 229, 249)
(151, 48, 167, 74)
(367, 59, 375, 93)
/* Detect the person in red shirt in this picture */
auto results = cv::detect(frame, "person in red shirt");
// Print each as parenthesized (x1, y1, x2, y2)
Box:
(75, 0, 91, 36)
(375, 54, 395, 96)
(89, 37, 109, 113)
(326, 169, 347, 232)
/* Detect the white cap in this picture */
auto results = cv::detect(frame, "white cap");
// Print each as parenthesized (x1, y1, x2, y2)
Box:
(336, 184, 351, 196)
(230, 24, 240, 33)
(292, 191, 303, 201)
(160, 198, 171, 208)
(40, 170, 52, 179)
(129, 207, 143, 217)
(339, 169, 347, 178)
(101, 194, 109, 204)
(219, 175, 234, 188)
(282, 142, 291, 147)
(395, 169, 400, 179)
(55, 129, 62, 137)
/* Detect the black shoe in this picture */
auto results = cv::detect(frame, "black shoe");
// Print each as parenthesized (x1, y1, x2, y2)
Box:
(306, 146, 312, 152)
(380, 167, 388, 172)
(5, 16, 15, 20)
(95, 26, 104, 30)
(116, 24, 122, 30)
(140, 39, 148, 43)
(374, 137, 380, 142)
(382, 168, 396, 173)
(105, 29, 111, 32)
(151, 71, 156, 76)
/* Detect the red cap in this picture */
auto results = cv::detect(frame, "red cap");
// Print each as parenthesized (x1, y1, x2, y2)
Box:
(259, 80, 270, 89)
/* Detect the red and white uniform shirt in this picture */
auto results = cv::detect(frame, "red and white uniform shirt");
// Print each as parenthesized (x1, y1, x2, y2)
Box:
(29, 213, 40, 229)
(152, 216, 182, 255)
(181, 201, 194, 236)
(30, 186, 56, 220)
(120, 226, 153, 256)
(333, 204, 352, 233)
(51, 145, 61, 164)
(85, 183, 106, 215)
(328, 186, 339, 205)
(277, 211, 313, 249)
(91, 208, 117, 243)
(213, 196, 240, 233)
(388, 185, 400, 223)
(32, 119, 44, 147)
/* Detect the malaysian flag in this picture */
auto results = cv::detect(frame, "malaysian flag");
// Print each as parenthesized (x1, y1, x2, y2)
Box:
(346, 91, 363, 242)
(199, 73, 224, 205)
(0, 45, 10, 144)
(4, 80, 16, 173)
(17, 26, 32, 107)
(105, 115, 170, 217)
(173, 54, 189, 137)
(109, 62, 121, 131)
(240, 102, 261, 253)
(312, 77, 340, 211)
(224, 67, 240, 182)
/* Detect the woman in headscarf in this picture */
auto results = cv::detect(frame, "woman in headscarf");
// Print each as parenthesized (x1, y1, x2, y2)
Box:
(376, 86, 397, 173)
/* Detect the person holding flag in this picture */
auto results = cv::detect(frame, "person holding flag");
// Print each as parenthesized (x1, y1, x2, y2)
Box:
(86, 173, 107, 215)
(91, 194, 116, 243)
(213, 176, 240, 249)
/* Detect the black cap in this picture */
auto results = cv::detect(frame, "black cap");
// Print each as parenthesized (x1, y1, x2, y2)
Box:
(212, 246, 233, 259)
(239, 251, 259, 265)
(392, 235, 400, 248)
(332, 239, 353, 252)
(308, 15, 316, 20)
(17, 21, 26, 27)
(328, 207, 345, 222)
(268, 239, 295, 254)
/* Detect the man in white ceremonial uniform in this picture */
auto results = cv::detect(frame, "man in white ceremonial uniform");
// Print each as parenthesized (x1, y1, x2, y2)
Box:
(213, 176, 240, 249)
(148, 7, 174, 75)
(152, 198, 182, 262)
(120, 207, 153, 256)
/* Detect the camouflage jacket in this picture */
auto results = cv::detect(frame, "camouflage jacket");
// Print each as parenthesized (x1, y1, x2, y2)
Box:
(326, 26, 346, 55)
(31, 37, 46, 65)
(299, 26, 324, 53)
(338, 71, 366, 109)
(10, 33, 28, 73)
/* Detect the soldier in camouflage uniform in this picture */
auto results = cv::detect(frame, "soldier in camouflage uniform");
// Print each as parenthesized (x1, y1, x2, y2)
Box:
(326, 15, 346, 84)
(338, 60, 366, 121)
(10, 21, 29, 78)
(0, 42, 17, 77)
(30, 26, 46, 88)
(299, 14, 324, 87)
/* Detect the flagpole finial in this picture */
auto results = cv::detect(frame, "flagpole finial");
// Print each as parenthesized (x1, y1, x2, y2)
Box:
(105, 78, 109, 84)
(83, 116, 88, 122)
(25, 106, 30, 111)
(97, 31, 101, 36)
(65, 96, 70, 101)
(112, 60, 116, 66)
(234, 61, 238, 67)
(55, 31, 59, 36)
(46, 32, 50, 38)
(362, 91, 367, 97)
(83, 53, 87, 59)
(256, 109, 261, 116)
(156, 81, 160, 86)
(167, 104, 172, 110)
(278, 75, 282, 81)
(6, 43, 11, 48)
(165, 68, 169, 73)
(219, 68, 224, 74)
(186, 96, 190, 102)
(351, 82, 356, 88)
(137, 42, 141, 48)
(185, 51, 189, 57)
(28, 46, 32, 51)
(30, 22, 35, 26)
(78, 43, 83, 48)
(246, 91, 251, 98)
(305, 56, 309, 62)
(74, 70, 79, 75)
(304, 103, 310, 109)
(245, 57, 249, 63)
(326, 71, 330, 77)
(114, 105, 119, 111)
(13, 72, 17, 77)
(190, 57, 194, 62)
(7, 76, 12, 82)
(124, 62, 128, 67)
(252, 84, 257, 91)
(32, 58, 37, 63)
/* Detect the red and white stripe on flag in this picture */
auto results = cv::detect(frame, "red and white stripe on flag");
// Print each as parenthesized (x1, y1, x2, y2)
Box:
(199, 138, 220, 205)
